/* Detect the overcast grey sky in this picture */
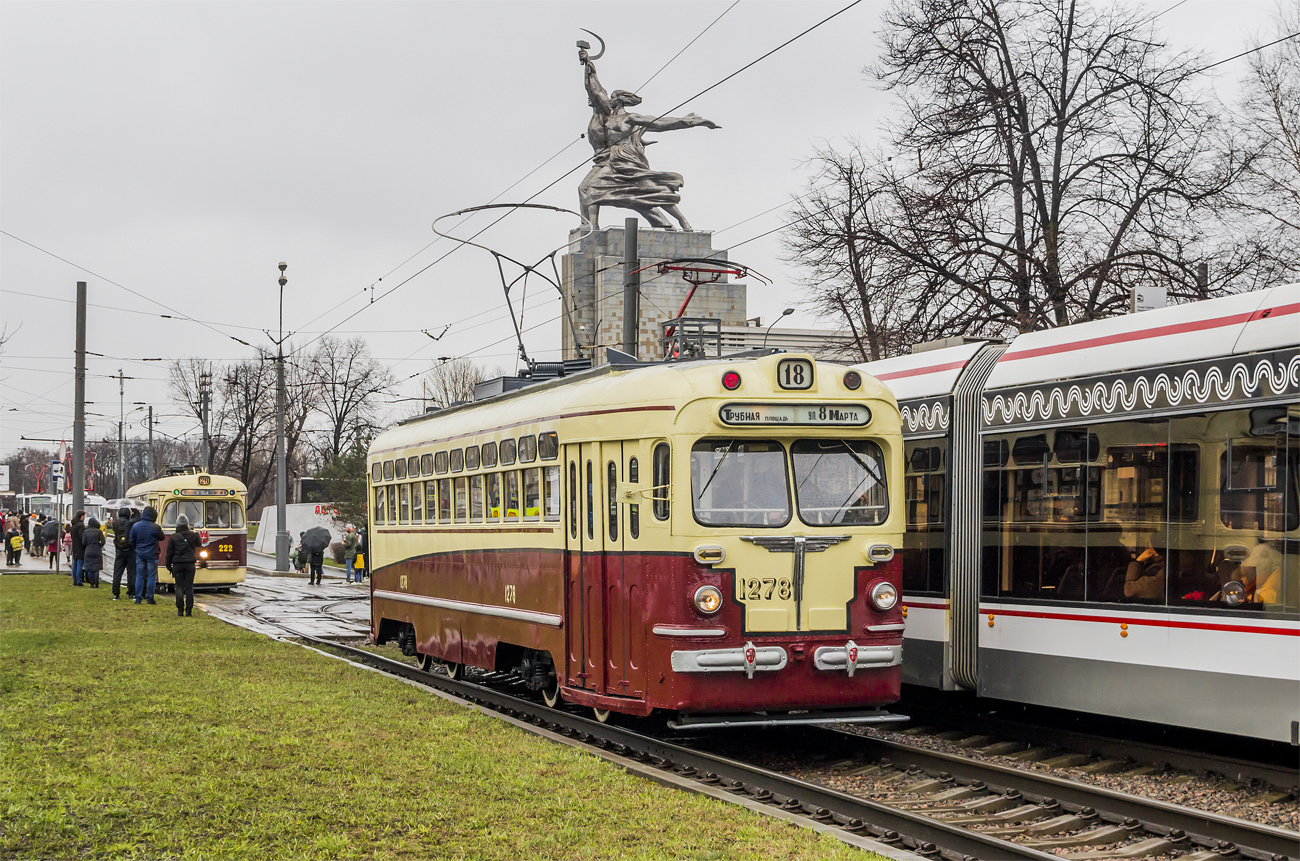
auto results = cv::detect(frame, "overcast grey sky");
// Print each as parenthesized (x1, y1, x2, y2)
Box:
(0, 0, 1281, 459)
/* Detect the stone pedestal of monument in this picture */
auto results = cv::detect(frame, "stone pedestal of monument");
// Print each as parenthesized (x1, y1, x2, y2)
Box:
(561, 225, 747, 363)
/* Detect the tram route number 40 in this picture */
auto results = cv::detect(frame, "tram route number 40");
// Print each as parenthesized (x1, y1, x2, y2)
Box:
(738, 577, 792, 601)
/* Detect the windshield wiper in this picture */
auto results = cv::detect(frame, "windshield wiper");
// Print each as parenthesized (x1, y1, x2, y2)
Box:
(697, 441, 735, 501)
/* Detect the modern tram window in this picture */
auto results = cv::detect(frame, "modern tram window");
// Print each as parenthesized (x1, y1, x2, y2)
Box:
(425, 482, 438, 522)
(395, 458, 407, 480)
(420, 454, 434, 476)
(628, 457, 640, 539)
(793, 439, 889, 526)
(438, 478, 451, 523)
(691, 439, 790, 527)
(539, 432, 559, 461)
(398, 484, 410, 524)
(412, 481, 424, 523)
(465, 445, 480, 471)
(903, 438, 948, 595)
(569, 462, 578, 537)
(450, 449, 464, 473)
(586, 460, 594, 538)
(407, 456, 419, 477)
(434, 452, 449, 475)
(501, 438, 517, 466)
(652, 443, 670, 521)
(372, 463, 383, 483)
(607, 461, 619, 540)
(470, 475, 484, 521)
(374, 488, 387, 524)
(486, 472, 501, 521)
(519, 435, 538, 464)
(454, 478, 467, 523)
(481, 442, 498, 468)
(383, 460, 394, 482)
(523, 469, 541, 520)
(505, 471, 520, 520)
(544, 466, 562, 521)
(1221, 440, 1298, 532)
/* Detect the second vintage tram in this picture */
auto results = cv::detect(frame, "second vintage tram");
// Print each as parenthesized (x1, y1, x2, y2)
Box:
(368, 352, 907, 727)
(125, 466, 249, 591)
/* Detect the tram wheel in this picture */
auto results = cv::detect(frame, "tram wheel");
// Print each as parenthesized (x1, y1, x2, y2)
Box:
(541, 676, 561, 708)
(416, 652, 434, 672)
(443, 661, 463, 680)
(592, 707, 611, 723)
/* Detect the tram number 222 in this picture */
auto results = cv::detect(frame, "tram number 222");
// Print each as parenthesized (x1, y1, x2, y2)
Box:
(738, 577, 792, 601)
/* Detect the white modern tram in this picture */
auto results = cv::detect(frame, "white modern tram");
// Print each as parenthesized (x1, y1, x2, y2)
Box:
(858, 283, 1299, 744)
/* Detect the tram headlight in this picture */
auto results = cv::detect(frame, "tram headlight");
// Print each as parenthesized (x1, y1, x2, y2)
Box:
(869, 581, 898, 611)
(693, 585, 723, 615)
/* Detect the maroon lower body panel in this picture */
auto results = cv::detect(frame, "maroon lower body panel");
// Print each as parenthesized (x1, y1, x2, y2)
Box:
(371, 547, 903, 717)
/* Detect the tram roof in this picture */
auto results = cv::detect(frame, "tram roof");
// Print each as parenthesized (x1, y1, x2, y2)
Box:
(373, 351, 894, 454)
(126, 471, 248, 498)
(856, 283, 1299, 399)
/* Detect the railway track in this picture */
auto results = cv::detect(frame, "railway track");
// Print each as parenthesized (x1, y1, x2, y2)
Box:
(286, 633, 1297, 861)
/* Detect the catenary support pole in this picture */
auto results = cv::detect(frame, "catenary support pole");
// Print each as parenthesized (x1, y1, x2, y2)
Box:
(117, 370, 125, 496)
(622, 217, 639, 358)
(274, 263, 290, 573)
(72, 282, 86, 516)
(147, 406, 154, 476)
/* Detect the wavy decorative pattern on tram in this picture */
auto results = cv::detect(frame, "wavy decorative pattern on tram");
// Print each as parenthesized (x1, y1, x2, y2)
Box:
(900, 399, 950, 434)
(983, 352, 1300, 427)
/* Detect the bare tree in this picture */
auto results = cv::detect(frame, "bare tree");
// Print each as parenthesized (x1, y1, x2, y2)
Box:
(305, 336, 395, 464)
(422, 358, 501, 411)
(786, 0, 1262, 353)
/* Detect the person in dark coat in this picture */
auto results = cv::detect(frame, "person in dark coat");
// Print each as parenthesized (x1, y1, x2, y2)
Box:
(165, 513, 201, 617)
(112, 507, 139, 601)
(128, 505, 165, 605)
(308, 545, 324, 585)
(356, 526, 368, 581)
(20, 511, 30, 555)
(70, 510, 86, 586)
(81, 517, 105, 587)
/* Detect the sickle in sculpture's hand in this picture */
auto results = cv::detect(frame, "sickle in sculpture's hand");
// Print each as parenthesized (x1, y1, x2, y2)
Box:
(579, 29, 605, 61)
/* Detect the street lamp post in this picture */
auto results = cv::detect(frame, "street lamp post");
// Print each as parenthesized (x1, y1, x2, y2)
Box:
(274, 263, 290, 573)
(762, 308, 796, 349)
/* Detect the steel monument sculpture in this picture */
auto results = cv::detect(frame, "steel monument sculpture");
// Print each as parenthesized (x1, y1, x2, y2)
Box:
(576, 31, 720, 230)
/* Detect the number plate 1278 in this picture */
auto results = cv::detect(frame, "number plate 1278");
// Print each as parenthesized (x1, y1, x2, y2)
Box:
(737, 577, 792, 601)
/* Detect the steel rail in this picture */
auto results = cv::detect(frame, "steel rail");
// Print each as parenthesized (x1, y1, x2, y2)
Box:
(896, 701, 1300, 791)
(301, 635, 1060, 861)
(810, 727, 1299, 861)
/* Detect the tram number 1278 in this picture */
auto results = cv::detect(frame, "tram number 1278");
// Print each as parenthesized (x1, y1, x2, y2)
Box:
(738, 577, 793, 601)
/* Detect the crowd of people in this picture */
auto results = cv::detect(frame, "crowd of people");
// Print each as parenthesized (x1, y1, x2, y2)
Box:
(5, 506, 368, 614)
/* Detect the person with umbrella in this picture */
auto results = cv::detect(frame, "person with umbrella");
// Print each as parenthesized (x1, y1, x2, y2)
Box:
(301, 526, 331, 586)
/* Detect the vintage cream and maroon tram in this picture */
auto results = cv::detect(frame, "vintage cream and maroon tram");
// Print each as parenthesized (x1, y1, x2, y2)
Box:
(857, 283, 1299, 743)
(125, 467, 249, 590)
(367, 352, 907, 727)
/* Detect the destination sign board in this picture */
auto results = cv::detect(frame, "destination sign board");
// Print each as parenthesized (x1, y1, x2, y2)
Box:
(174, 488, 236, 497)
(719, 402, 871, 427)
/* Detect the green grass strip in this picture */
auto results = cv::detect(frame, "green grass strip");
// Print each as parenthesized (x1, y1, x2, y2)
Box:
(1, 576, 877, 860)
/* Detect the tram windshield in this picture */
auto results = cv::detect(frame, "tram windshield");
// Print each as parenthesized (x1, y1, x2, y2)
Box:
(792, 439, 890, 526)
(691, 440, 790, 527)
(161, 499, 245, 529)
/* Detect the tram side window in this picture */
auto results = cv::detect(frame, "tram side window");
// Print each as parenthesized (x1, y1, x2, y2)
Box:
(372, 463, 382, 482)
(607, 461, 618, 541)
(395, 458, 407, 480)
(465, 446, 480, 470)
(438, 479, 451, 523)
(412, 481, 424, 523)
(523, 469, 540, 520)
(481, 442, 498, 468)
(543, 466, 561, 522)
(501, 439, 517, 466)
(520, 435, 537, 464)
(454, 479, 467, 523)
(505, 471, 520, 521)
(407, 456, 419, 477)
(539, 432, 559, 461)
(374, 487, 387, 524)
(399, 485, 410, 524)
(420, 454, 433, 476)
(628, 457, 640, 539)
(425, 482, 438, 523)
(903, 438, 948, 595)
(383, 461, 394, 481)
(1221, 440, 1299, 532)
(387, 485, 397, 524)
(450, 449, 464, 473)
(586, 461, 594, 538)
(469, 475, 483, 521)
(434, 452, 449, 475)
(652, 443, 670, 521)
(486, 472, 501, 521)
